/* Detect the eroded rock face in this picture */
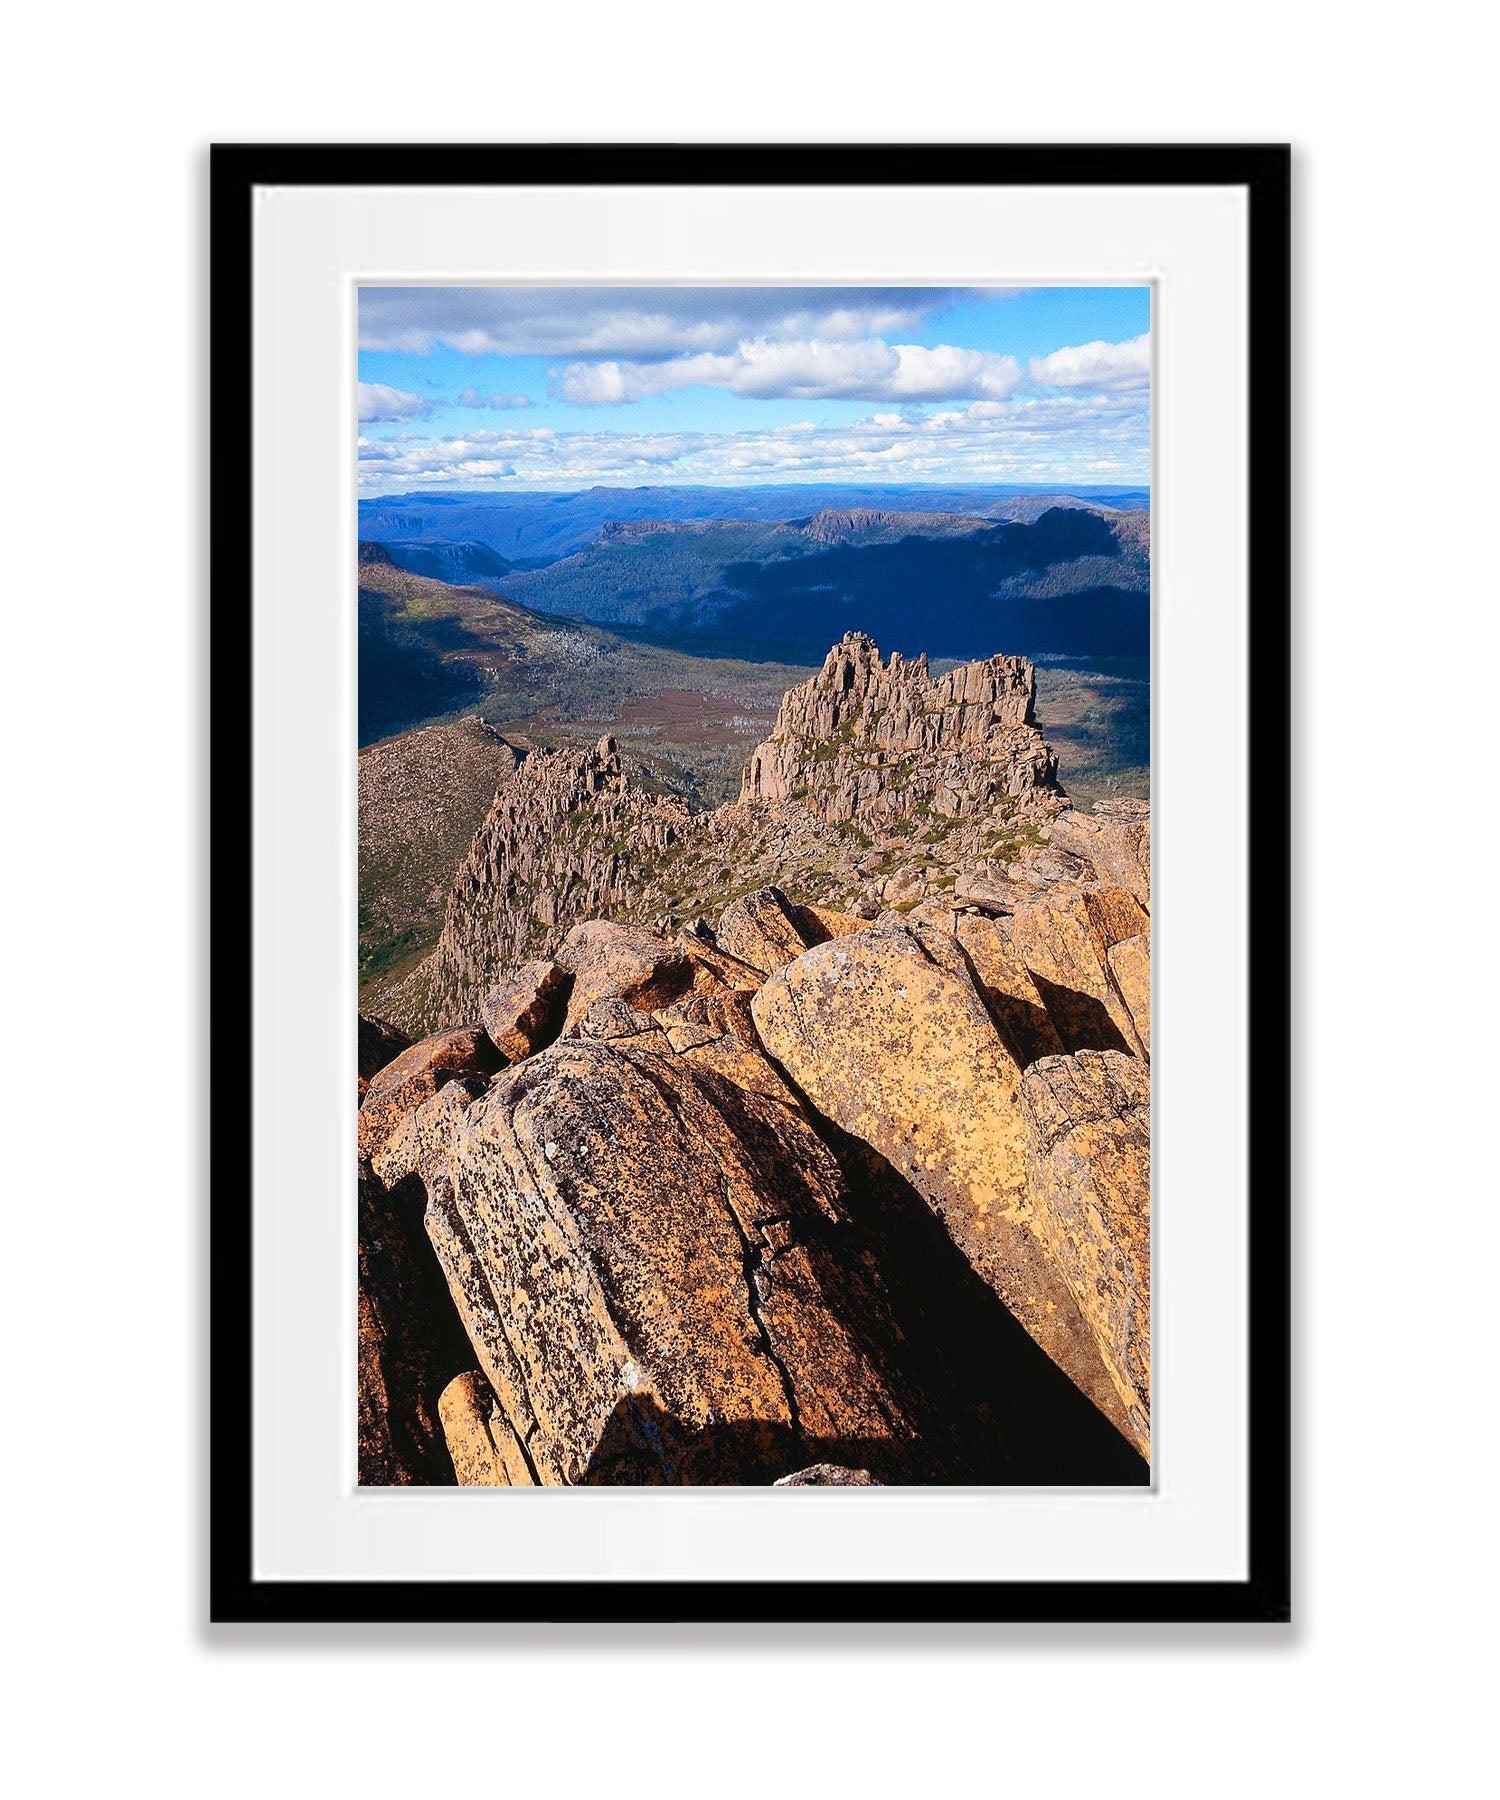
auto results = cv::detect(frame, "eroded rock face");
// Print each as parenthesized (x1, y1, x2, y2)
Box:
(356, 1026, 505, 1163)
(750, 925, 1128, 1434)
(1022, 1050, 1151, 1456)
(479, 958, 568, 1061)
(741, 632, 1062, 828)
(420, 1037, 942, 1485)
(356, 632, 1153, 1484)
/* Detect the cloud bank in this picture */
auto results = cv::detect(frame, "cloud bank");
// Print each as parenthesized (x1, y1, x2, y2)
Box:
(359, 286, 969, 358)
(357, 392, 1148, 491)
(557, 339, 1024, 405)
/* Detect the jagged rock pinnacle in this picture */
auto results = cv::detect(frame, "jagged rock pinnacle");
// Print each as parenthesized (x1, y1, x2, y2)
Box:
(740, 633, 1060, 826)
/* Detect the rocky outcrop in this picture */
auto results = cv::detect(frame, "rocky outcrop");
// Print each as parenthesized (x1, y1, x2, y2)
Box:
(378, 641, 1097, 1036)
(1008, 887, 1150, 1061)
(478, 959, 568, 1061)
(750, 924, 1131, 1436)
(714, 885, 818, 976)
(1046, 798, 1151, 907)
(418, 736, 692, 1027)
(420, 1037, 943, 1485)
(358, 1014, 410, 1098)
(1022, 1051, 1151, 1455)
(740, 631, 1062, 827)
(555, 919, 694, 1032)
(356, 1025, 504, 1163)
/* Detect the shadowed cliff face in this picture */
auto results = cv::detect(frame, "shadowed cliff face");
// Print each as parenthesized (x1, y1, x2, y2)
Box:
(357, 635, 1151, 1486)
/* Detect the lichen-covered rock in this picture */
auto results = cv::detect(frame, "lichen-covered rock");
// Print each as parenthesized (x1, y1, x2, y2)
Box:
(1106, 932, 1151, 1057)
(714, 885, 814, 976)
(420, 1037, 939, 1485)
(1022, 1050, 1151, 1456)
(437, 1370, 536, 1486)
(773, 1464, 881, 1486)
(750, 925, 1128, 1433)
(479, 958, 568, 1061)
(370, 1077, 484, 1189)
(791, 901, 866, 944)
(1046, 800, 1151, 907)
(356, 1025, 504, 1162)
(1008, 887, 1150, 1061)
(678, 934, 765, 995)
(953, 913, 1066, 1065)
(556, 919, 693, 1033)
(358, 1172, 471, 1485)
(358, 1013, 411, 1098)
(953, 869, 1033, 915)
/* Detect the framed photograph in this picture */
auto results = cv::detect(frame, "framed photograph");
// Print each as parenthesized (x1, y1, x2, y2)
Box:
(212, 143, 1289, 1623)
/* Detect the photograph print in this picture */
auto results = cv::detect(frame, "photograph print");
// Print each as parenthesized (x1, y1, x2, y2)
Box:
(355, 283, 1153, 1490)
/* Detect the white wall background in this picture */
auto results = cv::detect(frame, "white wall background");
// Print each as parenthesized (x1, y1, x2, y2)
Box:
(4, 5, 1493, 1794)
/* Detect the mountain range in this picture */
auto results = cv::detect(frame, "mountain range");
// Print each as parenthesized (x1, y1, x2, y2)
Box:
(359, 481, 1148, 565)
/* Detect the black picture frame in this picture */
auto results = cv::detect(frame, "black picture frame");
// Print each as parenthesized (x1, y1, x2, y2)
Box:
(210, 143, 1290, 1626)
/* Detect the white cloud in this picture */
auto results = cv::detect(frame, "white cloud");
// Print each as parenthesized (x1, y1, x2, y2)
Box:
(357, 382, 430, 423)
(358, 287, 968, 357)
(1029, 333, 1151, 393)
(358, 393, 1148, 491)
(556, 338, 1024, 405)
(455, 388, 533, 410)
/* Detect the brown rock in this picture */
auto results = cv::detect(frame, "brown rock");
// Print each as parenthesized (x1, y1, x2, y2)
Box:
(358, 1171, 471, 1485)
(358, 1013, 411, 1098)
(750, 926, 1129, 1434)
(954, 913, 1066, 1064)
(713, 885, 814, 976)
(420, 1037, 939, 1485)
(437, 1371, 537, 1486)
(1022, 1051, 1151, 1457)
(1046, 801, 1151, 907)
(370, 1077, 484, 1189)
(1008, 887, 1150, 1061)
(357, 1025, 505, 1162)
(478, 959, 568, 1061)
(1107, 933, 1151, 1056)
(791, 901, 867, 945)
(679, 935, 766, 995)
(556, 919, 693, 1033)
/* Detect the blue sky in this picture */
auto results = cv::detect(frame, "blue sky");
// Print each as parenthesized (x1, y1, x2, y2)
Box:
(357, 287, 1150, 491)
